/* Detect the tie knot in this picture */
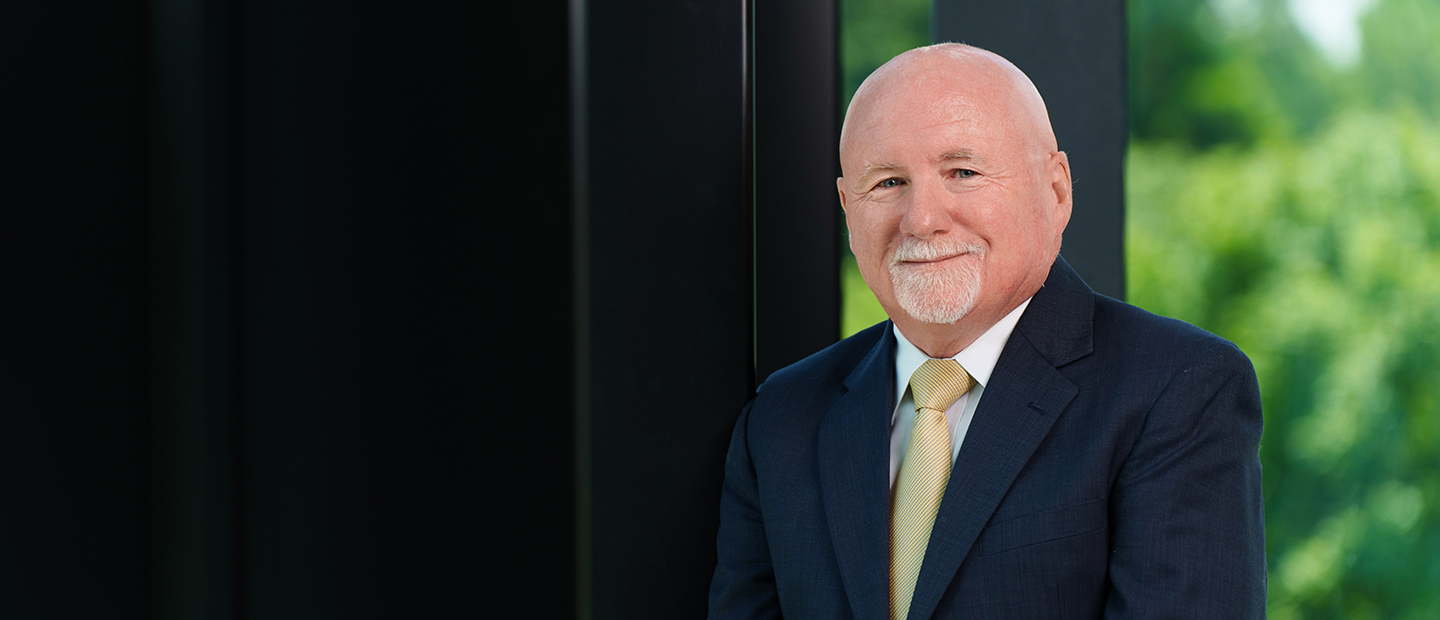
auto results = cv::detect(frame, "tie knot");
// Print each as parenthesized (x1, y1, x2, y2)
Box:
(910, 359, 975, 413)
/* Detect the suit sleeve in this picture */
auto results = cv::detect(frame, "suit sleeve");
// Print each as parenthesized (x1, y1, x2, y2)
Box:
(708, 399, 783, 620)
(1104, 341, 1267, 619)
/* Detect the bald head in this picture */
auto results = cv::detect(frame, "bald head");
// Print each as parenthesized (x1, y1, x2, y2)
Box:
(840, 44, 1057, 169)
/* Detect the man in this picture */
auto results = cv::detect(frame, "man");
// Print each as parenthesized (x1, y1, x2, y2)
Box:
(708, 44, 1265, 619)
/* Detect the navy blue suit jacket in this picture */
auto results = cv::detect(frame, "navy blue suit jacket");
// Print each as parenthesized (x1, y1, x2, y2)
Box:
(709, 258, 1265, 619)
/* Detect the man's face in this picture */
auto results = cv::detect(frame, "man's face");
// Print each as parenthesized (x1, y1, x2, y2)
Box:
(837, 62, 1070, 330)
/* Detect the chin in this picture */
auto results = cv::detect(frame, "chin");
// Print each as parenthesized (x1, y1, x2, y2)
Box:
(890, 262, 982, 325)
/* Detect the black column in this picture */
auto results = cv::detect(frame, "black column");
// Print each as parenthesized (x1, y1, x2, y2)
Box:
(230, 1, 554, 616)
(578, 0, 754, 617)
(933, 0, 1128, 300)
(753, 0, 841, 381)
(0, 2, 153, 618)
(148, 0, 242, 617)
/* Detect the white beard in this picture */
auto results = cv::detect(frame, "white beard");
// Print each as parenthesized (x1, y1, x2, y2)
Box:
(888, 238, 986, 324)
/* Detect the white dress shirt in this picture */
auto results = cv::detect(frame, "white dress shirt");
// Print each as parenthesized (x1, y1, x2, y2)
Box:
(888, 298, 1032, 488)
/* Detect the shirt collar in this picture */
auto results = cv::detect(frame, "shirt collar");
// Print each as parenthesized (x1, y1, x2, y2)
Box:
(892, 297, 1032, 410)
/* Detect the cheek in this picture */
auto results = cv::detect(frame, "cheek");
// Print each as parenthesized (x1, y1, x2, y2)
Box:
(846, 216, 897, 292)
(1006, 201, 1054, 245)
(846, 209, 892, 256)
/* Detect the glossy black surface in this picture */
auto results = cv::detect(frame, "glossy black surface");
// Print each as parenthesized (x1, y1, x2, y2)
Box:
(754, 0, 842, 382)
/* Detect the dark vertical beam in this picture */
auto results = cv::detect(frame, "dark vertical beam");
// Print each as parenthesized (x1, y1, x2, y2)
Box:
(753, 0, 841, 381)
(580, 0, 754, 617)
(495, 1, 579, 618)
(148, 0, 241, 617)
(232, 4, 369, 614)
(932, 0, 1128, 300)
(0, 2, 153, 618)
(572, 0, 594, 614)
(232, 1, 571, 617)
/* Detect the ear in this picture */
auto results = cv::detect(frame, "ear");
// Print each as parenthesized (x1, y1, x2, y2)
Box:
(837, 177, 857, 253)
(1048, 151, 1073, 236)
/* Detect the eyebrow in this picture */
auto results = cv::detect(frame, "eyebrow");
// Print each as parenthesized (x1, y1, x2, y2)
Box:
(939, 149, 983, 164)
(852, 149, 986, 188)
(854, 162, 902, 187)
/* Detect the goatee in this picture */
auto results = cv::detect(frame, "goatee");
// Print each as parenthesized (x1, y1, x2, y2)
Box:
(889, 238, 986, 324)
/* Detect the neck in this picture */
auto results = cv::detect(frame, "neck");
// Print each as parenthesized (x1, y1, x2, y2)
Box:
(892, 315, 993, 359)
(892, 292, 1034, 358)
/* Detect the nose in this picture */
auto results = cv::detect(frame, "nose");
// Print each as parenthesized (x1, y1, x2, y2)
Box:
(898, 176, 951, 239)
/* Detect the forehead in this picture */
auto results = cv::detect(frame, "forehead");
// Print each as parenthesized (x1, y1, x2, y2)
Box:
(842, 86, 1016, 171)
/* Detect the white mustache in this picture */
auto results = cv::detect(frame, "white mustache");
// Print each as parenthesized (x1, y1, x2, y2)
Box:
(890, 239, 986, 265)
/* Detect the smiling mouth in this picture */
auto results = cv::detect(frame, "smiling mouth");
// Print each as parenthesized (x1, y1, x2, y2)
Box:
(892, 250, 980, 268)
(901, 252, 968, 265)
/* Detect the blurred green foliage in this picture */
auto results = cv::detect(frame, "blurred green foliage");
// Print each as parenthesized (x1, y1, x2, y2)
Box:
(840, 0, 1440, 615)
(1129, 0, 1440, 617)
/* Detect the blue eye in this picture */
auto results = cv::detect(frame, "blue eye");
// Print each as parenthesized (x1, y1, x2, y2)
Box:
(878, 178, 903, 188)
(953, 169, 976, 178)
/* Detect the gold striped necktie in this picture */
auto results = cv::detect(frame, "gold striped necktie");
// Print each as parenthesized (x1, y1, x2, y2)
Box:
(891, 358, 975, 620)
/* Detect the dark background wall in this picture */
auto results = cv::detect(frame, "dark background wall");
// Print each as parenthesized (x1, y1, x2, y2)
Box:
(0, 1, 1121, 618)
(4, 0, 583, 617)
(1, 2, 153, 617)
(1, 0, 748, 617)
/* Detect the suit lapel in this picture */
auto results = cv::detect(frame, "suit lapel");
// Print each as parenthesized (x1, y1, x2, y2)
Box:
(819, 326, 896, 620)
(904, 258, 1093, 620)
(903, 339, 1077, 619)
